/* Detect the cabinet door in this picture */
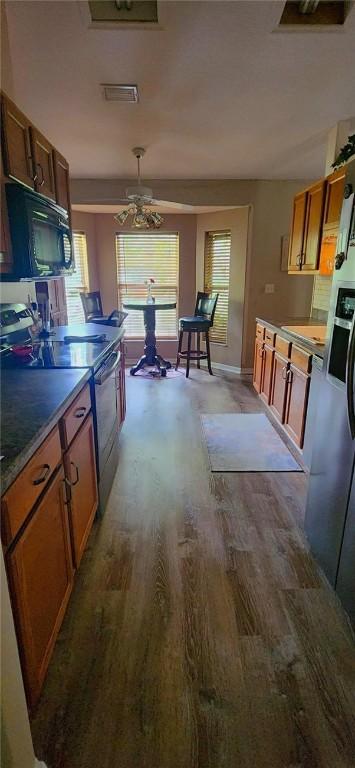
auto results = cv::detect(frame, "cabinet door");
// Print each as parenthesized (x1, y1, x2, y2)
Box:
(302, 180, 325, 271)
(319, 233, 337, 276)
(288, 191, 307, 270)
(284, 364, 310, 448)
(119, 342, 126, 424)
(0, 181, 13, 274)
(253, 338, 264, 394)
(323, 168, 345, 228)
(260, 343, 275, 405)
(1, 95, 34, 188)
(269, 352, 289, 423)
(30, 127, 56, 200)
(53, 149, 71, 216)
(6, 466, 73, 708)
(65, 414, 98, 568)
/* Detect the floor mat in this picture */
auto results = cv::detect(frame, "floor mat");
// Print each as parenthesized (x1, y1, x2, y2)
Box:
(201, 412, 302, 472)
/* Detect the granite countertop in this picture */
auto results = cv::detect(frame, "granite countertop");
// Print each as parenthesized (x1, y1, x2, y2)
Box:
(0, 368, 91, 495)
(256, 317, 326, 359)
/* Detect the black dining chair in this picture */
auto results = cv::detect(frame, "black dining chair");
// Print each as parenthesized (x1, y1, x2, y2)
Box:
(176, 291, 219, 378)
(80, 291, 127, 327)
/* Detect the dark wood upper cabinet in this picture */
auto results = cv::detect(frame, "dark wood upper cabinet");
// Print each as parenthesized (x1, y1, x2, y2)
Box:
(323, 167, 346, 229)
(53, 149, 71, 216)
(289, 191, 307, 270)
(1, 95, 35, 188)
(30, 126, 56, 201)
(301, 180, 326, 271)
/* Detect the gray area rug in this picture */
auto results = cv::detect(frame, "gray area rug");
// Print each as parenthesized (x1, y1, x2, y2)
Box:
(201, 413, 302, 472)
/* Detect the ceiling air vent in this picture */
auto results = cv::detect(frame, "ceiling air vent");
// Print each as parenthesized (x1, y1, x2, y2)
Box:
(89, 1, 158, 25)
(102, 84, 138, 103)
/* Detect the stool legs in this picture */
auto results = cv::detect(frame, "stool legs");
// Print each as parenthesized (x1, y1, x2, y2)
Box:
(205, 330, 213, 375)
(186, 331, 192, 378)
(197, 332, 201, 369)
(176, 330, 183, 370)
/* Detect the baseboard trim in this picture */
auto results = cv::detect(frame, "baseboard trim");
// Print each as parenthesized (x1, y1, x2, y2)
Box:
(125, 359, 253, 376)
(201, 361, 253, 375)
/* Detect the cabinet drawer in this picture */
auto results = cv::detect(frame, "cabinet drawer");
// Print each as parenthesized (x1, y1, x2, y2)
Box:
(256, 323, 265, 340)
(290, 345, 312, 374)
(275, 335, 291, 358)
(264, 328, 276, 346)
(61, 384, 91, 448)
(1, 426, 62, 546)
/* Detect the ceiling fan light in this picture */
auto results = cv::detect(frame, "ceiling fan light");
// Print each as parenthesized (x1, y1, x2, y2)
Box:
(132, 210, 148, 228)
(150, 211, 163, 227)
(114, 209, 129, 225)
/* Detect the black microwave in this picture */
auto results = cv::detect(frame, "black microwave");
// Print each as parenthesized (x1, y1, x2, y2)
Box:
(5, 183, 73, 279)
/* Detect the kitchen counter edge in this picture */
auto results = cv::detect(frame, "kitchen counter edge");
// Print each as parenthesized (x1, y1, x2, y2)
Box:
(255, 318, 325, 360)
(0, 368, 91, 495)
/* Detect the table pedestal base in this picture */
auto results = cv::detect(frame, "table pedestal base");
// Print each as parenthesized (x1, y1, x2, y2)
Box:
(130, 354, 172, 377)
(129, 306, 172, 377)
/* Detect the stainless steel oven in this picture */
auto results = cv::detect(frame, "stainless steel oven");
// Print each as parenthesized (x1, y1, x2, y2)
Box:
(94, 346, 122, 513)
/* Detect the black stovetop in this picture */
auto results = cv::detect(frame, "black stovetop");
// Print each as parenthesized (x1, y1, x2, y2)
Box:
(0, 323, 124, 372)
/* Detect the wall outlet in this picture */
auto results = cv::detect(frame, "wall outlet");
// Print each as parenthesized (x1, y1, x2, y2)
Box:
(265, 283, 275, 294)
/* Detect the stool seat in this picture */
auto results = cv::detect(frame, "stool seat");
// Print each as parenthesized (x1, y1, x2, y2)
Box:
(179, 315, 211, 331)
(176, 291, 218, 378)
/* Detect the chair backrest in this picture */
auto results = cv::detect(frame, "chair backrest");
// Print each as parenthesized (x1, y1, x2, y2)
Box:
(80, 291, 103, 321)
(194, 291, 219, 326)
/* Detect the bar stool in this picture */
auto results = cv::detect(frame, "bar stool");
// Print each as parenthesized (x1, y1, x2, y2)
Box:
(176, 291, 218, 378)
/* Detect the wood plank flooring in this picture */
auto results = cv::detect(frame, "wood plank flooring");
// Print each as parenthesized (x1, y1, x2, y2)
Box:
(31, 370, 355, 768)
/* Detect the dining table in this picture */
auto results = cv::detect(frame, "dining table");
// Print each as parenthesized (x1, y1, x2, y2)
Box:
(122, 300, 177, 376)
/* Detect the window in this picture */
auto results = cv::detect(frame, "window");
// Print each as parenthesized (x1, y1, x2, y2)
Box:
(204, 230, 231, 344)
(115, 232, 179, 338)
(65, 232, 89, 323)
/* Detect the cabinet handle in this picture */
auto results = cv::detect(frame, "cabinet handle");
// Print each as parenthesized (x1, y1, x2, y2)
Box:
(29, 156, 38, 182)
(74, 406, 87, 419)
(70, 461, 79, 486)
(287, 369, 293, 384)
(282, 366, 288, 380)
(36, 163, 45, 187)
(33, 463, 50, 486)
(258, 347, 264, 358)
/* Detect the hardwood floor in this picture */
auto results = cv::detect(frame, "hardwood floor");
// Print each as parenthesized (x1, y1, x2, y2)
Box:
(31, 370, 355, 768)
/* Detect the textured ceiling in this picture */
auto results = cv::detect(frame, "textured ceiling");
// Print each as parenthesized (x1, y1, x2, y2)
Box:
(2, 1, 355, 180)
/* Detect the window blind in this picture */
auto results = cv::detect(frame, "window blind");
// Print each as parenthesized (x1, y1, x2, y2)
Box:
(204, 230, 231, 344)
(115, 233, 179, 338)
(64, 232, 89, 324)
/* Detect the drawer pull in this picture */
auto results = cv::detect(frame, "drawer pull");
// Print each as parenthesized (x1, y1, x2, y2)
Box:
(74, 406, 87, 419)
(32, 463, 50, 486)
(282, 366, 288, 380)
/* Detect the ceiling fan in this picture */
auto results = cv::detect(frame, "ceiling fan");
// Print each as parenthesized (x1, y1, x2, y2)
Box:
(114, 147, 165, 229)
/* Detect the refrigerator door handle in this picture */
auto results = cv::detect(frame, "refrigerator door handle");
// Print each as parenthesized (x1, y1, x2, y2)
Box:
(346, 314, 355, 440)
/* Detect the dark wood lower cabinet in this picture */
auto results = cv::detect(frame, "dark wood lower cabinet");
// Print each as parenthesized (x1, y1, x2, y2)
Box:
(6, 466, 74, 708)
(284, 364, 310, 448)
(269, 351, 289, 423)
(64, 413, 98, 568)
(253, 338, 264, 393)
(260, 343, 274, 404)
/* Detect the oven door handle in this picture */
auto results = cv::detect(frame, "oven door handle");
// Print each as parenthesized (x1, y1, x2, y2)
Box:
(346, 314, 355, 440)
(94, 351, 121, 385)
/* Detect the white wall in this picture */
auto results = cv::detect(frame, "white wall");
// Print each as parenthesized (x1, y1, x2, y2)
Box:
(196, 208, 250, 370)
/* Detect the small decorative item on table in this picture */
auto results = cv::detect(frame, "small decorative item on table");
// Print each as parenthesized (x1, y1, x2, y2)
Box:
(145, 277, 155, 305)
